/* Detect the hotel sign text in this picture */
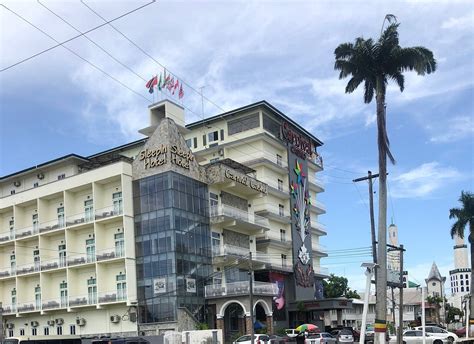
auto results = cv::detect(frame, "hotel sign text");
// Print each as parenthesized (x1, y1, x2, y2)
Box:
(224, 169, 267, 194)
(139, 145, 194, 170)
(281, 122, 312, 159)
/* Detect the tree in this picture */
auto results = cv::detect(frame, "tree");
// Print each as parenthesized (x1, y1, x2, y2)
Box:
(426, 295, 444, 325)
(334, 15, 436, 343)
(445, 304, 464, 324)
(323, 274, 361, 299)
(449, 191, 474, 331)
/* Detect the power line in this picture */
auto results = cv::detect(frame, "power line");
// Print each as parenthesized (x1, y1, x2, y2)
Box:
(0, 1, 156, 73)
(1, 3, 151, 103)
(37, 0, 147, 82)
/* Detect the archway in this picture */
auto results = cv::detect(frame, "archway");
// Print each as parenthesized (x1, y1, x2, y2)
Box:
(254, 299, 273, 334)
(222, 302, 246, 342)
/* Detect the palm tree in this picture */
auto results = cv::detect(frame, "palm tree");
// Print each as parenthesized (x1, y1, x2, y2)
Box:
(334, 16, 436, 342)
(450, 191, 474, 333)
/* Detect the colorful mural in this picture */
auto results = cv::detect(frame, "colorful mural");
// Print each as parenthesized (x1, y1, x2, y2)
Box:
(270, 272, 286, 320)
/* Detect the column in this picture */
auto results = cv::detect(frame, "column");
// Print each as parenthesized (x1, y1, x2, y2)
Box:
(266, 315, 274, 335)
(216, 317, 224, 331)
(245, 315, 253, 334)
(337, 309, 343, 326)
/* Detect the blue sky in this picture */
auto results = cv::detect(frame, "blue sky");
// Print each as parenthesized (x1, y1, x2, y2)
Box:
(1, 0, 473, 291)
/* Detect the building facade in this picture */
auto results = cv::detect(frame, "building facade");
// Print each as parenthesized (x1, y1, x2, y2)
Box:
(448, 234, 471, 310)
(0, 100, 327, 338)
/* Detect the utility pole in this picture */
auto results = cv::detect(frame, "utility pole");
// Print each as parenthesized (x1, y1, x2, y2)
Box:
(353, 171, 385, 285)
(249, 252, 254, 344)
(398, 245, 404, 344)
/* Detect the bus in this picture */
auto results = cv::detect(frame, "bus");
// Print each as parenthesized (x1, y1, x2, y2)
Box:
(2, 335, 82, 344)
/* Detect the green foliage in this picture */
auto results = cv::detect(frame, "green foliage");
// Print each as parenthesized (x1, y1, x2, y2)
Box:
(275, 328, 288, 336)
(323, 274, 360, 299)
(195, 322, 209, 330)
(446, 304, 464, 324)
(449, 191, 474, 239)
(426, 295, 443, 306)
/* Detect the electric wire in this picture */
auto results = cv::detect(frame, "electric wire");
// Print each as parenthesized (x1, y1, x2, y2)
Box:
(0, 1, 156, 73)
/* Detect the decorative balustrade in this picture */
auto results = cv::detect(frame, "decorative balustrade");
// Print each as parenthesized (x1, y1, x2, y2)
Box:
(39, 218, 65, 233)
(95, 205, 123, 220)
(98, 290, 126, 304)
(96, 247, 124, 262)
(205, 281, 278, 298)
(69, 293, 97, 307)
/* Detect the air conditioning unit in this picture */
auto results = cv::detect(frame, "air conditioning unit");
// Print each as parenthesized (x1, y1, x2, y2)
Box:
(6, 323, 14, 329)
(13, 180, 21, 187)
(110, 315, 120, 323)
(55, 318, 64, 325)
(37, 173, 45, 180)
(76, 318, 86, 326)
(47, 320, 55, 326)
(31, 321, 39, 327)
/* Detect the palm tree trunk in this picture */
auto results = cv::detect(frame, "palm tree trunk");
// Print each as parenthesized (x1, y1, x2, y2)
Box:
(469, 222, 474, 335)
(375, 76, 388, 344)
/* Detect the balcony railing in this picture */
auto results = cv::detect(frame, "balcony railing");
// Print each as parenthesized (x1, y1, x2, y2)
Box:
(95, 205, 123, 220)
(69, 293, 97, 307)
(17, 301, 40, 312)
(244, 153, 288, 169)
(257, 231, 290, 244)
(98, 290, 127, 304)
(66, 212, 94, 227)
(40, 257, 67, 271)
(42, 297, 67, 310)
(255, 204, 289, 218)
(265, 181, 289, 194)
(39, 218, 65, 233)
(16, 262, 40, 275)
(311, 242, 327, 254)
(67, 253, 95, 266)
(96, 247, 124, 261)
(1, 303, 16, 314)
(212, 244, 253, 257)
(210, 205, 269, 228)
(16, 225, 38, 239)
(205, 281, 278, 298)
(0, 266, 13, 278)
(0, 231, 13, 243)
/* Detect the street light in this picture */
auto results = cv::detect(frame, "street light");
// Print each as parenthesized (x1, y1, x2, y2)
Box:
(360, 262, 378, 344)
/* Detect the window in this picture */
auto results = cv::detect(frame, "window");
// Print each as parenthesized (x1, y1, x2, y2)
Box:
(34, 182, 39, 188)
(278, 204, 284, 216)
(20, 329, 25, 336)
(461, 287, 465, 292)
(88, 277, 97, 304)
(44, 327, 49, 335)
(467, 274, 470, 279)
(34, 249, 40, 271)
(57, 326, 63, 335)
(193, 137, 197, 148)
(11, 288, 16, 312)
(278, 179, 283, 191)
(10, 190, 15, 195)
(9, 219, 14, 239)
(213, 271, 222, 285)
(60, 281, 68, 307)
(276, 154, 282, 166)
(32, 213, 39, 231)
(8, 329, 13, 337)
(70, 325, 76, 335)
(35, 285, 41, 310)
(281, 254, 287, 267)
(211, 232, 221, 255)
(461, 280, 464, 285)
(117, 272, 127, 300)
(113, 192, 123, 214)
(280, 229, 286, 242)
(209, 193, 219, 214)
(461, 275, 464, 279)
(32, 328, 37, 336)
(227, 113, 260, 135)
(86, 238, 96, 263)
(185, 138, 192, 148)
(115, 232, 125, 257)
(202, 134, 207, 146)
(10, 253, 16, 274)
(220, 129, 224, 141)
(57, 206, 65, 228)
(467, 287, 470, 292)
(58, 173, 66, 180)
(59, 244, 67, 267)
(84, 199, 94, 222)
(208, 131, 219, 142)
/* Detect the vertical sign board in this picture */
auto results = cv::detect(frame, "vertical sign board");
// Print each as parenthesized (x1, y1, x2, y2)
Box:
(281, 122, 315, 300)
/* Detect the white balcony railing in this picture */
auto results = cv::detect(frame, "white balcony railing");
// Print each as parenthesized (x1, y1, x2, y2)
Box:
(16, 225, 38, 239)
(40, 257, 67, 271)
(17, 301, 40, 312)
(205, 281, 278, 298)
(69, 293, 97, 307)
(98, 290, 127, 304)
(1, 303, 16, 314)
(265, 181, 289, 193)
(16, 262, 40, 275)
(67, 253, 95, 266)
(42, 297, 68, 310)
(0, 265, 13, 278)
(257, 231, 290, 244)
(39, 218, 65, 233)
(96, 247, 124, 261)
(95, 205, 123, 220)
(255, 204, 289, 218)
(0, 231, 12, 243)
(212, 244, 253, 257)
(66, 212, 93, 227)
(210, 205, 269, 228)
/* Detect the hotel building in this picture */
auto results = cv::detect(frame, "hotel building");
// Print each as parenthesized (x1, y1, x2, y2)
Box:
(0, 100, 327, 339)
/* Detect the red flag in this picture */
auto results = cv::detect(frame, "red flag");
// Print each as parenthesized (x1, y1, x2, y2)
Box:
(178, 84, 184, 99)
(172, 79, 180, 95)
(167, 77, 175, 91)
(146, 76, 158, 94)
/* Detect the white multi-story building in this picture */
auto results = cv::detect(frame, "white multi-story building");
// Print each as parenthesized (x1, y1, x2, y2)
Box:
(448, 234, 471, 310)
(0, 99, 327, 339)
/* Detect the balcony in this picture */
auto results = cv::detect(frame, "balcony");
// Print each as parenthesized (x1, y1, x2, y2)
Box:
(265, 181, 290, 199)
(308, 177, 325, 193)
(0, 231, 13, 243)
(2, 303, 16, 315)
(17, 301, 40, 313)
(96, 247, 124, 262)
(69, 293, 97, 307)
(311, 242, 328, 257)
(243, 153, 288, 173)
(308, 154, 323, 172)
(0, 266, 15, 279)
(205, 281, 278, 298)
(66, 212, 94, 228)
(95, 205, 123, 222)
(40, 257, 67, 271)
(314, 265, 329, 277)
(39, 218, 65, 234)
(16, 262, 40, 275)
(42, 297, 67, 310)
(98, 290, 127, 304)
(256, 231, 291, 249)
(311, 221, 327, 236)
(254, 204, 292, 224)
(16, 225, 39, 239)
(310, 200, 326, 215)
(210, 205, 269, 234)
(67, 253, 95, 267)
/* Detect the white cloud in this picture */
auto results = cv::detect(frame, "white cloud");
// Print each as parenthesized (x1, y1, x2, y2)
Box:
(441, 13, 474, 30)
(428, 115, 474, 143)
(390, 162, 463, 199)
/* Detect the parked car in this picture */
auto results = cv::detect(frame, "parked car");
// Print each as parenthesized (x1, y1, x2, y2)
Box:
(269, 335, 292, 344)
(388, 330, 448, 344)
(414, 326, 458, 343)
(233, 335, 270, 344)
(454, 327, 465, 337)
(305, 332, 337, 344)
(330, 329, 354, 344)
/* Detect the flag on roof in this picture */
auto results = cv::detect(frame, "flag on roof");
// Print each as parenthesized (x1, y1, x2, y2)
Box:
(157, 74, 163, 91)
(172, 79, 180, 95)
(178, 83, 184, 99)
(167, 77, 175, 91)
(146, 76, 158, 94)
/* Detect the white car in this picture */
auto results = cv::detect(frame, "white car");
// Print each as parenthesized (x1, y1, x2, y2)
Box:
(388, 330, 449, 344)
(414, 326, 458, 343)
(233, 334, 270, 344)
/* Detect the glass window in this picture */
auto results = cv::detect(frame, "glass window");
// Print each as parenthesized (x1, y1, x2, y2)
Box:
(57, 206, 65, 228)
(276, 154, 282, 166)
(70, 325, 76, 335)
(280, 229, 286, 242)
(113, 192, 123, 214)
(87, 277, 97, 304)
(185, 139, 192, 148)
(32, 213, 38, 231)
(117, 273, 127, 300)
(278, 179, 283, 191)
(202, 134, 207, 146)
(208, 131, 219, 142)
(32, 328, 37, 336)
(228, 113, 260, 135)
(193, 137, 197, 148)
(20, 329, 25, 336)
(34, 285, 41, 310)
(59, 244, 67, 267)
(115, 232, 125, 257)
(84, 199, 94, 222)
(220, 129, 224, 141)
(60, 281, 68, 308)
(279, 204, 284, 216)
(57, 326, 63, 335)
(86, 238, 96, 263)
(44, 327, 49, 335)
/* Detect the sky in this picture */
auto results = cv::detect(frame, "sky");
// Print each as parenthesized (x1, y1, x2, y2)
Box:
(0, 0, 473, 293)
